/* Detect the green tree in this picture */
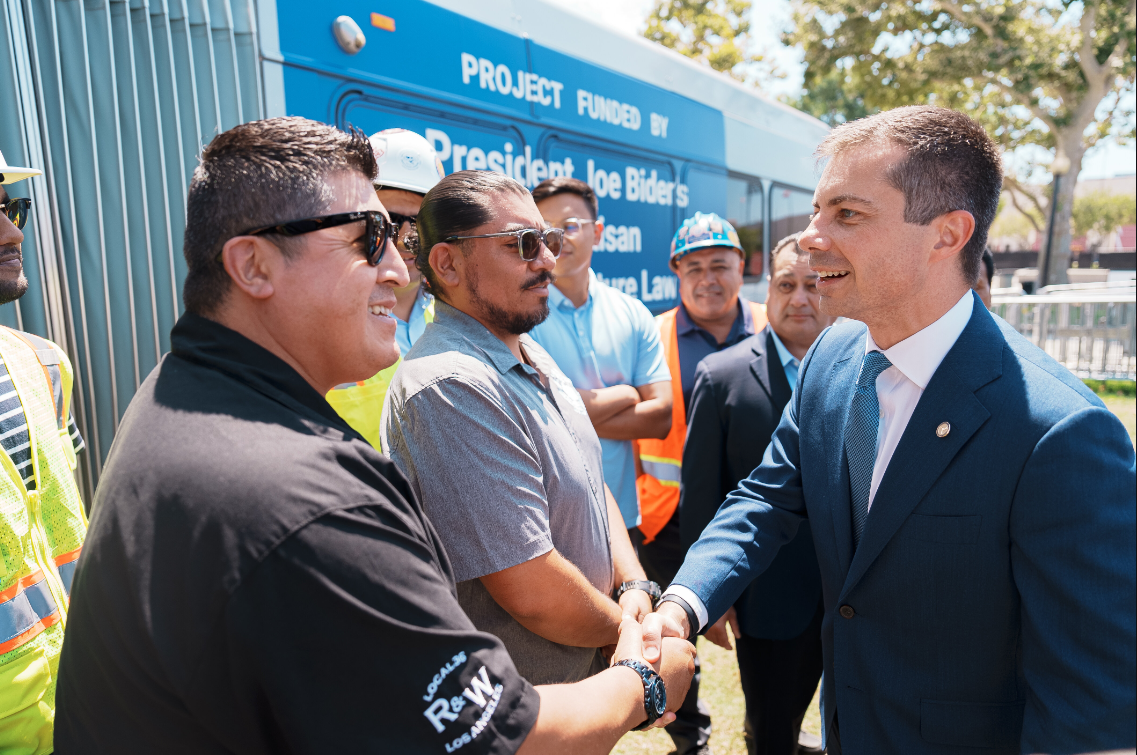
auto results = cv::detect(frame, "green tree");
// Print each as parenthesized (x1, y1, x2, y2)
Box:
(1072, 190, 1137, 238)
(786, 0, 1136, 284)
(794, 67, 876, 125)
(643, 0, 766, 82)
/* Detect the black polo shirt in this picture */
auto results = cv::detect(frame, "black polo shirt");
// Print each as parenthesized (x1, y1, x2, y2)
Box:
(54, 313, 539, 755)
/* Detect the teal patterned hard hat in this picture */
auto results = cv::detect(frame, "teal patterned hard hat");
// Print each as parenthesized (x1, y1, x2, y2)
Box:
(670, 212, 744, 261)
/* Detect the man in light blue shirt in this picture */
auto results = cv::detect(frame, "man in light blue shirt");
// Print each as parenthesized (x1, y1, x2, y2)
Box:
(530, 177, 672, 534)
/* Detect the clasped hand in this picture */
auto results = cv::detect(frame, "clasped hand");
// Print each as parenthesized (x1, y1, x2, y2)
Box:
(610, 613, 696, 730)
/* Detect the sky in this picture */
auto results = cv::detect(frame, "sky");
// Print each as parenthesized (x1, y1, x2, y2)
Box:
(542, 0, 1136, 182)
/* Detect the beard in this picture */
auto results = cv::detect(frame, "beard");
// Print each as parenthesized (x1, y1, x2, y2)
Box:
(468, 267, 554, 336)
(0, 273, 28, 306)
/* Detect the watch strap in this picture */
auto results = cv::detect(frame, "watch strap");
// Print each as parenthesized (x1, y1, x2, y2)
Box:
(615, 579, 662, 602)
(612, 659, 663, 730)
(657, 594, 699, 638)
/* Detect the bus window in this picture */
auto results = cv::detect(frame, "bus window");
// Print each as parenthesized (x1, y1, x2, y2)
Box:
(770, 185, 814, 245)
(727, 176, 764, 276)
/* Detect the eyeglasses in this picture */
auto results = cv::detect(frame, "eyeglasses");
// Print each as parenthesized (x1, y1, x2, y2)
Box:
(0, 198, 31, 230)
(553, 217, 594, 237)
(444, 228, 564, 261)
(242, 211, 395, 265)
(388, 212, 418, 254)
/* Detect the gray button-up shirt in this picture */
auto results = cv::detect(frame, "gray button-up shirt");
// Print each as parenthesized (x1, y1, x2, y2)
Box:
(381, 301, 612, 685)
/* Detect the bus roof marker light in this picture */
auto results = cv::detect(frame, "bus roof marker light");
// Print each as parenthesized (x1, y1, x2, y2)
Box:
(333, 16, 366, 54)
(371, 12, 395, 32)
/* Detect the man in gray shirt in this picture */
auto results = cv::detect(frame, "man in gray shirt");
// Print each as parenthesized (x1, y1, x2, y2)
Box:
(382, 171, 657, 685)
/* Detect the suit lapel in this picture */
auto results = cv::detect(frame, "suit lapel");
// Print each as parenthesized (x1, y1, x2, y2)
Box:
(841, 300, 1005, 597)
(749, 328, 795, 409)
(766, 330, 794, 409)
(822, 349, 861, 578)
(749, 327, 773, 401)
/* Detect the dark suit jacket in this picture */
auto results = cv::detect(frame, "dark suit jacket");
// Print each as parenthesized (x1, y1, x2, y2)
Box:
(673, 293, 1137, 754)
(680, 327, 822, 640)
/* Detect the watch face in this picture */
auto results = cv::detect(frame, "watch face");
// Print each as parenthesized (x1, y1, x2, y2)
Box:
(650, 679, 667, 715)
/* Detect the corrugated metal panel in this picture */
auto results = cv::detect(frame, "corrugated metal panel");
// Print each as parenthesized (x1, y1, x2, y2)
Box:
(0, 0, 265, 500)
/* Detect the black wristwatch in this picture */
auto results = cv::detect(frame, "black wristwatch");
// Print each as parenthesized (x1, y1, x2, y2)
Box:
(613, 659, 667, 730)
(614, 579, 661, 603)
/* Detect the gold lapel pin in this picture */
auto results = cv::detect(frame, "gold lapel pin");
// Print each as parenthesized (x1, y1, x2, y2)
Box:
(936, 422, 951, 438)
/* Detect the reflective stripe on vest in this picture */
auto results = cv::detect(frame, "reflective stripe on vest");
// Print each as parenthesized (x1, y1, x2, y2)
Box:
(0, 328, 86, 755)
(0, 571, 60, 655)
(639, 455, 681, 485)
(636, 301, 767, 543)
(54, 547, 82, 597)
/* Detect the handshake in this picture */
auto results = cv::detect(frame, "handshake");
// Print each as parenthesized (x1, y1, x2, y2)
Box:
(603, 591, 707, 732)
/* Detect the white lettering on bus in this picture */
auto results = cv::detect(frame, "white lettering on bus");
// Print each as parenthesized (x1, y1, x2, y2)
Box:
(461, 53, 563, 108)
(423, 128, 687, 206)
(577, 90, 642, 131)
(424, 128, 574, 189)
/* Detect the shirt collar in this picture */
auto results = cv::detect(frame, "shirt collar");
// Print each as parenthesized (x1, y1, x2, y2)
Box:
(676, 297, 755, 341)
(767, 328, 799, 369)
(548, 270, 595, 312)
(431, 299, 534, 376)
(169, 312, 351, 430)
(866, 291, 974, 390)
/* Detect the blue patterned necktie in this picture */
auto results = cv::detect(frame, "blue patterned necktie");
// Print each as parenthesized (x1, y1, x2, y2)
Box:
(845, 350, 892, 549)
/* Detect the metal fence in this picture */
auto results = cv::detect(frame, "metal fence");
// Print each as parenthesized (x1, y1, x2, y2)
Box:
(0, 0, 266, 499)
(992, 284, 1137, 381)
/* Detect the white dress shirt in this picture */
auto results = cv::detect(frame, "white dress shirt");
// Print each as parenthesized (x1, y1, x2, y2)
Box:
(865, 291, 973, 508)
(662, 291, 975, 633)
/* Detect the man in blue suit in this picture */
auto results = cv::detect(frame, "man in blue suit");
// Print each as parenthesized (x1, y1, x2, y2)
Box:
(643, 106, 1137, 755)
(682, 233, 832, 755)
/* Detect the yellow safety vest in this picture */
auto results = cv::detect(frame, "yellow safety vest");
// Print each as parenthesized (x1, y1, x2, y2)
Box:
(326, 300, 435, 450)
(0, 327, 87, 755)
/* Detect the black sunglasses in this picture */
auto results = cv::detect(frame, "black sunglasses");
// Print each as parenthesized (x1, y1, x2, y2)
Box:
(444, 227, 564, 261)
(0, 198, 31, 230)
(241, 211, 396, 265)
(388, 212, 419, 253)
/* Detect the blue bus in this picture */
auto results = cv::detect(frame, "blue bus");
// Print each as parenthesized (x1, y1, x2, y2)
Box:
(269, 0, 828, 311)
(0, 0, 828, 490)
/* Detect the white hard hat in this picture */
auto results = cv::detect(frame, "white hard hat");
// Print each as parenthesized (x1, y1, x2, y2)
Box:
(0, 150, 41, 184)
(369, 128, 445, 195)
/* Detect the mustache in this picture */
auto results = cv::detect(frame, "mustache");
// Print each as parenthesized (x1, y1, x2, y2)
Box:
(0, 245, 21, 260)
(521, 271, 556, 290)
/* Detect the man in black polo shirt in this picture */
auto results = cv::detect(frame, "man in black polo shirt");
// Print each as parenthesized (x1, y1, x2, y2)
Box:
(53, 117, 694, 754)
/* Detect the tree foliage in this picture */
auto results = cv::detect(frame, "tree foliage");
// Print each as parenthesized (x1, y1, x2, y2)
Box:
(644, 0, 765, 81)
(1072, 190, 1137, 235)
(785, 0, 1136, 281)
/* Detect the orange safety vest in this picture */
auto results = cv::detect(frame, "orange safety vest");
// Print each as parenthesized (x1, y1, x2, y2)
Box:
(636, 301, 767, 543)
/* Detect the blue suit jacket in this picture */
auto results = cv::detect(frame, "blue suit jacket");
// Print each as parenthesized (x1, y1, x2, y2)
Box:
(673, 294, 1136, 754)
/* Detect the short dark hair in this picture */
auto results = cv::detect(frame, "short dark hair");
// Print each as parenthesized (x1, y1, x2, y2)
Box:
(416, 170, 530, 300)
(182, 117, 377, 315)
(981, 247, 994, 284)
(770, 232, 804, 273)
(817, 106, 1002, 284)
(530, 177, 598, 220)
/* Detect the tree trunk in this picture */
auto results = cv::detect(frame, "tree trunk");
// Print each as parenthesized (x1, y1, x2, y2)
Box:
(1042, 130, 1086, 286)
